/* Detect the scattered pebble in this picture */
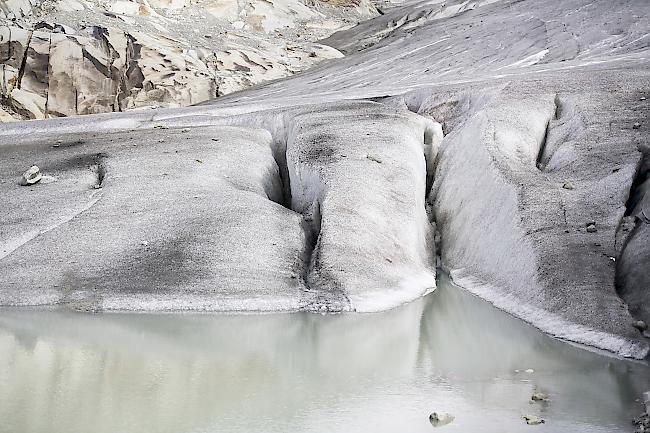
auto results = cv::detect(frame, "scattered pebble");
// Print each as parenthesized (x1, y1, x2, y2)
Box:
(181, 128, 191, 133)
(641, 96, 647, 101)
(525, 369, 534, 373)
(367, 154, 382, 163)
(196, 159, 204, 163)
(634, 413, 649, 433)
(429, 411, 454, 427)
(633, 320, 648, 332)
(633, 122, 641, 129)
(532, 392, 550, 402)
(562, 182, 574, 190)
(20, 165, 42, 186)
(523, 415, 545, 425)
(140, 241, 149, 246)
(586, 223, 597, 233)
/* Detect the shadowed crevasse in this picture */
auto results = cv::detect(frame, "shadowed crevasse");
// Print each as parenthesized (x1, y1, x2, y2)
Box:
(616, 145, 650, 327)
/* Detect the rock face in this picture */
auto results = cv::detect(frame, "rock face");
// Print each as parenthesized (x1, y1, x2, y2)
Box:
(0, 25, 222, 118)
(0, 0, 649, 359)
(0, 0, 377, 119)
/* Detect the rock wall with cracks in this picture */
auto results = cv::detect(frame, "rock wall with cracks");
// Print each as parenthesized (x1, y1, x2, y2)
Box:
(0, 0, 381, 120)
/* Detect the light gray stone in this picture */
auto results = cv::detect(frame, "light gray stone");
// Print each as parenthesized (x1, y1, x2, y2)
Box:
(19, 165, 41, 185)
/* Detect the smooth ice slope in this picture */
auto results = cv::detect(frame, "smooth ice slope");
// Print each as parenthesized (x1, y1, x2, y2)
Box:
(1, 126, 308, 311)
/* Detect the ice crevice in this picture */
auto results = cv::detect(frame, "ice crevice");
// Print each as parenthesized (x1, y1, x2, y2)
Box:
(616, 144, 650, 330)
(536, 94, 584, 171)
(257, 113, 332, 308)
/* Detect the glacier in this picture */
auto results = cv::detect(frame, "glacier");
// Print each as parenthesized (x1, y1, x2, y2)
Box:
(1, 0, 649, 359)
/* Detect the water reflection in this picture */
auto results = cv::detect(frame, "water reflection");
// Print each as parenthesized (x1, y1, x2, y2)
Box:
(0, 275, 647, 433)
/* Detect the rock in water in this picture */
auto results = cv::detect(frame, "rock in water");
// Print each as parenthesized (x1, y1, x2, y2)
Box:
(19, 165, 42, 185)
(429, 411, 454, 427)
(523, 415, 545, 425)
(531, 392, 550, 402)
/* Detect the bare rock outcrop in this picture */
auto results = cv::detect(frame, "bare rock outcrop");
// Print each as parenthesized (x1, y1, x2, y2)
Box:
(0, 0, 378, 119)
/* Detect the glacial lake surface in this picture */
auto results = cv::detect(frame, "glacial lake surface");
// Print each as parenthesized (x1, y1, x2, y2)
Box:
(0, 275, 648, 433)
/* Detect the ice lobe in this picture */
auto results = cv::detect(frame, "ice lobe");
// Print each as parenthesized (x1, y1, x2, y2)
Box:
(0, 125, 308, 311)
(0, 102, 437, 313)
(284, 101, 437, 312)
(427, 84, 649, 358)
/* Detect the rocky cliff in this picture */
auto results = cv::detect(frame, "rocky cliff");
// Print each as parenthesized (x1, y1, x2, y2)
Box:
(0, 0, 377, 119)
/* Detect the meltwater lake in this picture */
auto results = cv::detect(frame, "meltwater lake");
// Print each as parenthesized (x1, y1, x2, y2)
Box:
(0, 275, 648, 433)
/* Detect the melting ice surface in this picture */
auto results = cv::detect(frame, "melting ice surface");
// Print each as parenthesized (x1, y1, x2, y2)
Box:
(0, 275, 648, 433)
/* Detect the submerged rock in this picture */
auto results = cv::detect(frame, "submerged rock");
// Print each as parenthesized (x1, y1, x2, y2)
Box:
(523, 415, 545, 425)
(531, 392, 550, 402)
(634, 412, 649, 433)
(429, 411, 454, 427)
